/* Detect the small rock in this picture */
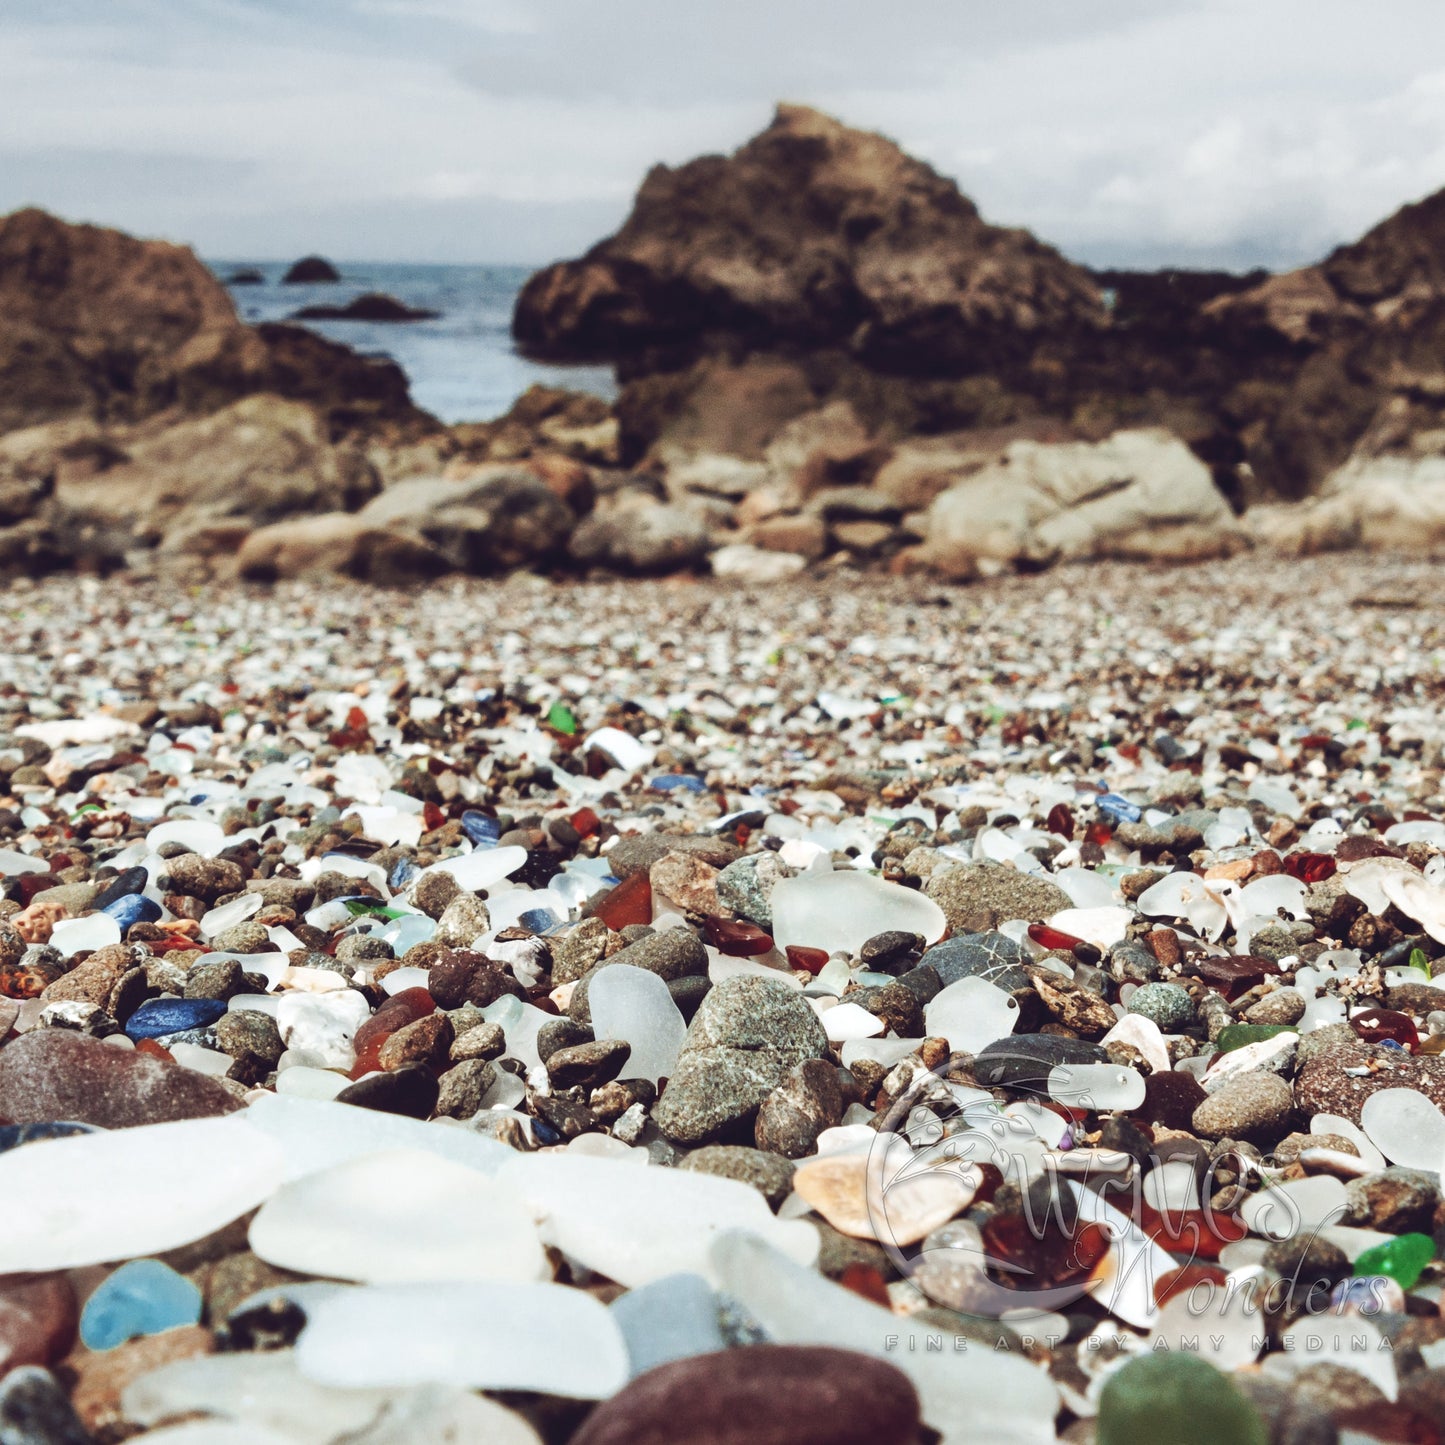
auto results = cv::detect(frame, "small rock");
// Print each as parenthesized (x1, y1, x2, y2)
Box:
(925, 862, 1072, 929)
(1191, 1072, 1294, 1145)
(568, 1345, 921, 1445)
(753, 1058, 844, 1158)
(547, 1039, 631, 1090)
(435, 1059, 498, 1119)
(679, 1146, 796, 1210)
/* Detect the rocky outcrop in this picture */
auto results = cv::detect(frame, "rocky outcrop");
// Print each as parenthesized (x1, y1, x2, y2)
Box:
(236, 512, 448, 582)
(291, 292, 440, 323)
(0, 208, 270, 434)
(55, 395, 381, 546)
(899, 429, 1248, 580)
(1245, 451, 1445, 555)
(356, 467, 578, 571)
(569, 494, 713, 574)
(0, 209, 435, 440)
(282, 255, 340, 284)
(512, 106, 1445, 510)
(514, 104, 1104, 372)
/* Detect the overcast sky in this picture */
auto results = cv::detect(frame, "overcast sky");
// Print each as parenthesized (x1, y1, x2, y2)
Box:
(7, 0, 1445, 270)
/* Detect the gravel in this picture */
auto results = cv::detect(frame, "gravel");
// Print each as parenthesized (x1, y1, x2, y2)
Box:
(5, 554, 1445, 1439)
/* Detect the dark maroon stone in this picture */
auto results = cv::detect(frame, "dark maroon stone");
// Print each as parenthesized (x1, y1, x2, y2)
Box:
(426, 952, 523, 1010)
(335, 1063, 438, 1119)
(1134, 1070, 1209, 1132)
(0, 1030, 242, 1129)
(569, 1345, 921, 1445)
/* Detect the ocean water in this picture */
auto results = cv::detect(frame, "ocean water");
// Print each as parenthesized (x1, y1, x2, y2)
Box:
(208, 261, 617, 425)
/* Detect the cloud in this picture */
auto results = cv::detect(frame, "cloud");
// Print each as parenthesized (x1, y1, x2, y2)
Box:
(3, 0, 1445, 267)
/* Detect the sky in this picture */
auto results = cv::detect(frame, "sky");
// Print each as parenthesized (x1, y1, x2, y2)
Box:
(7, 0, 1445, 270)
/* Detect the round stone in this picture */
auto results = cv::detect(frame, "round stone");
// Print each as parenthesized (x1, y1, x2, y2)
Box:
(1126, 982, 1195, 1032)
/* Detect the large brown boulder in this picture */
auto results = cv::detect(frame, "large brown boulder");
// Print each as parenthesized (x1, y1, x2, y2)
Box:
(514, 104, 1104, 371)
(901, 429, 1248, 580)
(0, 208, 269, 433)
(54, 396, 381, 549)
(235, 512, 448, 583)
(356, 466, 578, 571)
(0, 209, 436, 441)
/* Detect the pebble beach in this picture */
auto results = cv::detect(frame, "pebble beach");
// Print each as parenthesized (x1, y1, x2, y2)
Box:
(5, 552, 1445, 1443)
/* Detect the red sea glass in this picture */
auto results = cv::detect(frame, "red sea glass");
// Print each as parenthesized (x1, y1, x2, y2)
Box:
(1028, 923, 1086, 954)
(351, 986, 434, 1062)
(785, 946, 830, 975)
(569, 807, 601, 838)
(981, 1214, 1111, 1292)
(1282, 852, 1336, 883)
(594, 873, 652, 930)
(837, 1263, 891, 1307)
(702, 917, 774, 956)
(1135, 1203, 1246, 1260)
(1349, 1008, 1419, 1051)
(1154, 1263, 1228, 1306)
(1045, 803, 1075, 839)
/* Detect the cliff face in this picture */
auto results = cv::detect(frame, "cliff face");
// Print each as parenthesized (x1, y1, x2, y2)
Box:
(514, 105, 1106, 372)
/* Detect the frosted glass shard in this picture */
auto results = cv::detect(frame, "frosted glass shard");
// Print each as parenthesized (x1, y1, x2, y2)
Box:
(1046, 907, 1131, 949)
(273, 1066, 349, 1101)
(1046, 1063, 1145, 1112)
(1141, 1160, 1203, 1214)
(122, 1347, 400, 1440)
(1247, 777, 1301, 818)
(1239, 1177, 1349, 1239)
(1310, 1113, 1387, 1172)
(1381, 869, 1445, 946)
(1238, 873, 1309, 921)
(249, 1149, 546, 1284)
(1341, 858, 1420, 916)
(820, 1001, 886, 1041)
(584, 727, 655, 773)
(771, 870, 946, 956)
(50, 913, 122, 956)
(275, 989, 371, 1069)
(124, 1424, 296, 1445)
(499, 1153, 818, 1288)
(0, 849, 47, 877)
(295, 1281, 629, 1397)
(1360, 1088, 1445, 1170)
(325, 1390, 543, 1445)
(588, 964, 686, 1085)
(1136, 872, 1228, 940)
(1149, 1289, 1262, 1370)
(1100, 1014, 1170, 1073)
(240, 1094, 512, 1182)
(1068, 1181, 1176, 1329)
(924, 976, 1019, 1053)
(343, 806, 424, 849)
(199, 892, 263, 938)
(839, 1037, 923, 1070)
(710, 1233, 1059, 1444)
(429, 846, 527, 892)
(1051, 867, 1118, 910)
(146, 819, 227, 856)
(0, 1117, 282, 1271)
(791, 1153, 976, 1245)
